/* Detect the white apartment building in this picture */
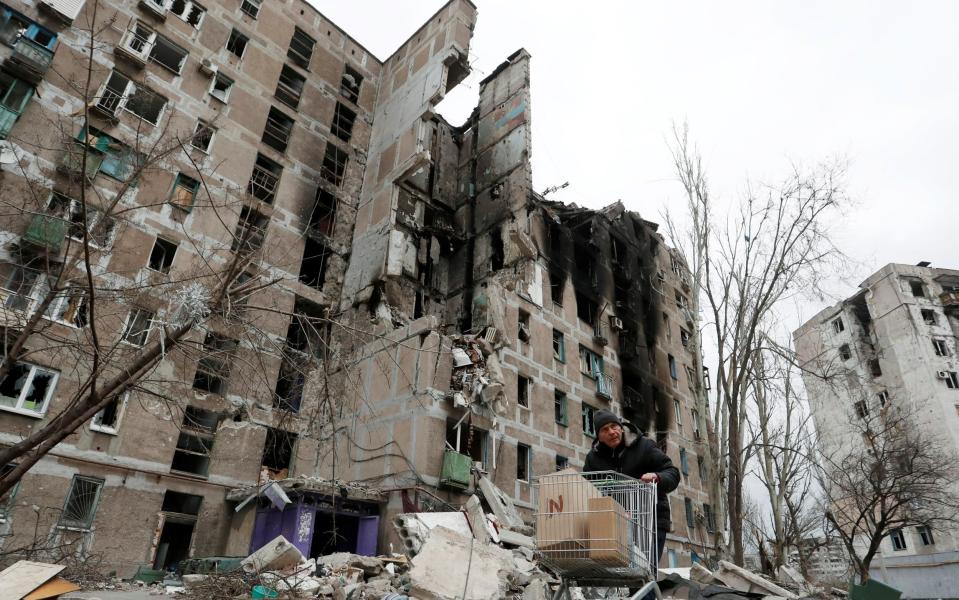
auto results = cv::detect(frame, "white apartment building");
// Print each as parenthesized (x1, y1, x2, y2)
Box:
(794, 262, 959, 598)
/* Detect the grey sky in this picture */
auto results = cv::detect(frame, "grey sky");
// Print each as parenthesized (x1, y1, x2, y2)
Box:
(310, 0, 959, 318)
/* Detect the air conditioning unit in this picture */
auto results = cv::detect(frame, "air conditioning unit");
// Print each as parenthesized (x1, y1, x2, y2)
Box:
(199, 58, 218, 76)
(937, 370, 950, 379)
(610, 316, 624, 331)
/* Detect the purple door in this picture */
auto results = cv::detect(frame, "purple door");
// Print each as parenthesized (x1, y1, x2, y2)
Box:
(355, 515, 379, 556)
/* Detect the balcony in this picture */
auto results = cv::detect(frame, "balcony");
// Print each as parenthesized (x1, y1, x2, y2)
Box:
(3, 36, 54, 84)
(23, 213, 66, 252)
(92, 88, 123, 120)
(114, 30, 153, 67)
(58, 146, 103, 181)
(595, 372, 614, 400)
(247, 163, 280, 203)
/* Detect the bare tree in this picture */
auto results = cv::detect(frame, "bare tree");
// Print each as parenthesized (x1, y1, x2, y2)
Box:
(818, 395, 959, 582)
(664, 124, 850, 564)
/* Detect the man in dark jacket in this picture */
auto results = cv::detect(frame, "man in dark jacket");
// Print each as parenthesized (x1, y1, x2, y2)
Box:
(583, 409, 679, 571)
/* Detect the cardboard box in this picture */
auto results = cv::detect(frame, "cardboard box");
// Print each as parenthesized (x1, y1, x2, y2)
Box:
(587, 496, 631, 567)
(535, 469, 603, 559)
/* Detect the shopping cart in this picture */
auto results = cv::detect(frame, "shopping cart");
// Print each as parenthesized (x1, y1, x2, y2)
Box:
(534, 470, 662, 600)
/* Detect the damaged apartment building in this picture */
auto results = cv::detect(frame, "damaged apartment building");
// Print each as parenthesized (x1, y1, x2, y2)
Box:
(0, 0, 720, 576)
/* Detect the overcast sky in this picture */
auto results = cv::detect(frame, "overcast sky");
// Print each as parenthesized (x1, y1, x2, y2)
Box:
(311, 0, 958, 325)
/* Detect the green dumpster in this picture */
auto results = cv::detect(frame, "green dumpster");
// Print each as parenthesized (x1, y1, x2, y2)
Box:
(850, 578, 901, 600)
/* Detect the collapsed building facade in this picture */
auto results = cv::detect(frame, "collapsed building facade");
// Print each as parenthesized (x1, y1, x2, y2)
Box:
(0, 0, 721, 576)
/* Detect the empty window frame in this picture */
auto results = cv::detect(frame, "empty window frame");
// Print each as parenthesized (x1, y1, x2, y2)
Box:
(0, 362, 58, 416)
(209, 72, 234, 103)
(668, 355, 678, 380)
(684, 497, 695, 529)
(240, 0, 261, 19)
(854, 400, 869, 419)
(877, 389, 890, 406)
(674, 399, 683, 431)
(262, 106, 294, 153)
(274, 351, 306, 412)
(908, 280, 926, 297)
(517, 310, 531, 343)
(162, 490, 202, 515)
(275, 64, 305, 109)
(555, 455, 569, 471)
(170, 173, 200, 210)
(549, 269, 564, 305)
(58, 475, 103, 529)
(582, 403, 597, 438)
(97, 71, 166, 124)
(680, 447, 689, 475)
(90, 393, 126, 434)
(48, 192, 117, 247)
(287, 27, 315, 69)
(232, 206, 269, 256)
(121, 308, 154, 346)
(0, 463, 19, 522)
(340, 65, 362, 103)
(554, 390, 568, 426)
(169, 0, 205, 28)
(119, 22, 156, 62)
(517, 375, 530, 408)
(0, 8, 57, 49)
(944, 371, 959, 389)
(299, 237, 330, 289)
(933, 339, 949, 357)
(704, 504, 716, 532)
(579, 346, 604, 380)
(320, 143, 348, 186)
(192, 333, 237, 394)
(552, 329, 565, 362)
(226, 28, 248, 59)
(261, 427, 297, 479)
(889, 528, 907, 551)
(150, 34, 188, 73)
(191, 120, 215, 152)
(171, 406, 218, 476)
(698, 457, 708, 482)
(516, 443, 531, 482)
(0, 72, 33, 138)
(575, 292, 596, 326)
(330, 102, 356, 142)
(446, 420, 489, 468)
(917, 525, 935, 546)
(869, 358, 883, 378)
(3, 263, 46, 314)
(832, 317, 845, 334)
(839, 344, 852, 361)
(76, 126, 141, 182)
(921, 309, 938, 326)
(148, 237, 177, 273)
(247, 153, 282, 203)
(680, 328, 691, 348)
(309, 189, 337, 237)
(44, 284, 88, 327)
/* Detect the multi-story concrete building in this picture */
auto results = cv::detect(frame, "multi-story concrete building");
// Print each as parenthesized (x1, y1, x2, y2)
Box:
(0, 0, 720, 575)
(794, 263, 959, 596)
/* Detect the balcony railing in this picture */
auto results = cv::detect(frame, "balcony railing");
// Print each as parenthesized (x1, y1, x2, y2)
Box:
(248, 164, 279, 203)
(3, 36, 54, 83)
(115, 30, 153, 65)
(595, 372, 614, 399)
(941, 291, 959, 313)
(94, 88, 123, 118)
(0, 105, 18, 139)
(23, 213, 66, 252)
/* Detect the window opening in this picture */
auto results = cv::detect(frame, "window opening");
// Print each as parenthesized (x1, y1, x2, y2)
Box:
(58, 475, 103, 529)
(226, 28, 248, 59)
(582, 403, 597, 437)
(231, 205, 268, 255)
(121, 308, 154, 346)
(287, 27, 315, 69)
(44, 284, 88, 327)
(668, 354, 678, 380)
(91, 394, 123, 433)
(554, 390, 567, 426)
(262, 106, 294, 152)
(331, 102, 356, 142)
(877, 390, 889, 406)
(320, 143, 348, 186)
(575, 292, 596, 326)
(48, 192, 118, 247)
(550, 270, 564, 305)
(854, 400, 869, 419)
(921, 309, 937, 326)
(261, 427, 297, 481)
(248, 153, 282, 203)
(240, 0, 260, 19)
(169, 0, 205, 28)
(446, 420, 488, 468)
(0, 362, 58, 416)
(909, 280, 925, 297)
(832, 317, 845, 334)
(170, 173, 200, 210)
(171, 406, 218, 476)
(838, 344, 851, 361)
(517, 310, 530, 343)
(162, 490, 202, 515)
(275, 64, 305, 109)
(918, 525, 935, 546)
(674, 399, 683, 431)
(0, 463, 20, 521)
(150, 35, 187, 72)
(933, 339, 949, 357)
(340, 65, 362, 103)
(680, 447, 689, 475)
(209, 72, 234, 103)
(516, 443, 531, 482)
(684, 497, 695, 529)
(944, 371, 959, 389)
(309, 189, 337, 237)
(299, 237, 330, 289)
(555, 455, 568, 471)
(191, 120, 214, 152)
(192, 332, 237, 394)
(148, 237, 177, 273)
(890, 528, 907, 551)
(552, 329, 565, 362)
(869, 358, 882, 378)
(517, 375, 530, 408)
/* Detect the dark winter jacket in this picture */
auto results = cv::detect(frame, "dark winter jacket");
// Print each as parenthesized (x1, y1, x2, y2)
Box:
(583, 420, 680, 530)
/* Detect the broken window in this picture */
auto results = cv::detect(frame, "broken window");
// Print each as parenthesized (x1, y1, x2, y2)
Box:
(704, 504, 716, 532)
(944, 371, 959, 389)
(97, 71, 167, 124)
(933, 339, 949, 356)
(275, 64, 306, 109)
(869, 358, 882, 378)
(44, 284, 88, 327)
(226, 28, 248, 59)
(340, 65, 362, 103)
(90, 393, 124, 434)
(554, 390, 567, 426)
(162, 490, 202, 515)
(832, 317, 845, 334)
(150, 34, 188, 73)
(299, 237, 331, 289)
(1, 260, 42, 312)
(517, 310, 530, 343)
(552, 329, 565, 362)
(170, 173, 200, 211)
(287, 27, 315, 69)
(76, 126, 141, 182)
(516, 443, 531, 482)
(191, 120, 215, 152)
(0, 361, 58, 416)
(908, 280, 926, 297)
(321, 144, 348, 186)
(446, 420, 488, 469)
(48, 192, 117, 247)
(274, 299, 329, 412)
(579, 346, 603, 379)
(121, 308, 153, 346)
(0, 463, 19, 522)
(877, 389, 889, 406)
(684, 497, 695, 529)
(247, 153, 282, 203)
(838, 343, 852, 361)
(917, 525, 935, 546)
(209, 72, 234, 103)
(58, 475, 103, 529)
(240, 0, 260, 18)
(680, 328, 691, 349)
(169, 0, 205, 28)
(680, 447, 689, 476)
(517, 375, 530, 408)
(489, 227, 504, 271)
(171, 406, 218, 476)
(555, 455, 569, 471)
(581, 403, 597, 438)
(854, 400, 869, 419)
(273, 353, 306, 413)
(192, 332, 236, 394)
(575, 292, 596, 326)
(331, 102, 356, 142)
(262, 106, 295, 153)
(309, 189, 337, 237)
(668, 355, 678, 380)
(674, 399, 683, 432)
(921, 309, 938, 326)
(675, 291, 689, 310)
(889, 528, 907, 551)
(262, 427, 296, 480)
(698, 457, 708, 483)
(232, 206, 269, 255)
(148, 237, 178, 273)
(0, 72, 32, 137)
(549, 270, 564, 305)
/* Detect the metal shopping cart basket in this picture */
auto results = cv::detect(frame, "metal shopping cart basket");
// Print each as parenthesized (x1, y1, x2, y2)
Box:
(534, 470, 662, 600)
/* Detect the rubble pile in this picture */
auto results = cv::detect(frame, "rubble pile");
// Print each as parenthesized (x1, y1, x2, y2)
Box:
(449, 335, 508, 415)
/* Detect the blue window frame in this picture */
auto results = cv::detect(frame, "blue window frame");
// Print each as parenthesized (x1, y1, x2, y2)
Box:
(0, 72, 32, 138)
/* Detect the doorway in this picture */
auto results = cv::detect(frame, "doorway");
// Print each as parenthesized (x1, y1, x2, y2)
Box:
(153, 518, 196, 570)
